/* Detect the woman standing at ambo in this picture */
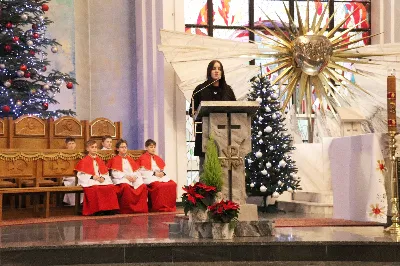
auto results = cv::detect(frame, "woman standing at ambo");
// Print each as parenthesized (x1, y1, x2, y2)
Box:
(189, 60, 236, 172)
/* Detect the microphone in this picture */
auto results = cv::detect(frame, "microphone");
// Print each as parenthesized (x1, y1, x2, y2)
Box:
(191, 78, 220, 119)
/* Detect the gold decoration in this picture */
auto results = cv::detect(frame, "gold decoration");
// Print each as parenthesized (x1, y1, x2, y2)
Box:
(252, 0, 388, 117)
(90, 118, 116, 137)
(14, 116, 45, 136)
(54, 116, 83, 136)
(0, 151, 85, 161)
(0, 150, 143, 161)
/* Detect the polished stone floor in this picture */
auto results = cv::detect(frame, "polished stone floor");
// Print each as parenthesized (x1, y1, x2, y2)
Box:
(1, 212, 400, 265)
(0, 212, 397, 249)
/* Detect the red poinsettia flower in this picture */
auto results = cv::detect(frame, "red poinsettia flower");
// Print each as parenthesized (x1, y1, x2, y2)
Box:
(182, 185, 196, 195)
(194, 193, 205, 199)
(196, 182, 217, 192)
(181, 182, 218, 215)
(208, 199, 240, 223)
(187, 194, 196, 204)
(225, 200, 240, 210)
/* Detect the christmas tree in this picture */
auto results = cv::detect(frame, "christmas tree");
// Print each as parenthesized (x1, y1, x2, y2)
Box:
(0, 0, 76, 118)
(245, 74, 301, 203)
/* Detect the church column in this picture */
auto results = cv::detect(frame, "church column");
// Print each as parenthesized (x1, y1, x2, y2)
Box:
(135, 0, 187, 197)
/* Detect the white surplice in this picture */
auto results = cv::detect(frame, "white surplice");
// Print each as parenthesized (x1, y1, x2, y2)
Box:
(110, 158, 144, 189)
(77, 160, 113, 188)
(139, 157, 170, 185)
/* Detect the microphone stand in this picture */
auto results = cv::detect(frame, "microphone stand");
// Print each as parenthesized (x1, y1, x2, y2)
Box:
(191, 79, 220, 136)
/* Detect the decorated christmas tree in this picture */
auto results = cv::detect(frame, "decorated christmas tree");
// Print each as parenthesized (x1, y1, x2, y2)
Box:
(0, 0, 76, 118)
(245, 74, 301, 205)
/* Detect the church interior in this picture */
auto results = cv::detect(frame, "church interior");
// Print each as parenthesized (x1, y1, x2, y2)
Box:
(0, 0, 400, 265)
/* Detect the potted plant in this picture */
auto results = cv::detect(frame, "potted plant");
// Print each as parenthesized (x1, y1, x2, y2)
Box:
(200, 136, 223, 193)
(208, 199, 240, 239)
(182, 182, 217, 222)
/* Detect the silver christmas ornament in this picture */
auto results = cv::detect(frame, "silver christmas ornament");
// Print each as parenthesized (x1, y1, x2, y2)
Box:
(256, 97, 262, 103)
(259, 139, 263, 144)
(250, 183, 255, 188)
(272, 113, 277, 119)
(16, 70, 24, 77)
(39, 15, 44, 21)
(51, 46, 58, 53)
(247, 159, 253, 164)
(55, 79, 62, 85)
(264, 126, 272, 133)
(4, 81, 11, 87)
(27, 40, 34, 46)
(272, 191, 279, 198)
(269, 146, 274, 151)
(255, 151, 262, 158)
(266, 162, 271, 168)
(287, 187, 293, 193)
(42, 84, 50, 90)
(260, 185, 267, 193)
(277, 181, 282, 186)
(265, 106, 271, 112)
(279, 160, 287, 167)
(21, 14, 28, 21)
(261, 169, 268, 175)
(258, 116, 263, 121)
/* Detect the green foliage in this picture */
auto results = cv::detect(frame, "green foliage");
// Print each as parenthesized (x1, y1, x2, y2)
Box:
(200, 135, 223, 192)
(0, 0, 77, 118)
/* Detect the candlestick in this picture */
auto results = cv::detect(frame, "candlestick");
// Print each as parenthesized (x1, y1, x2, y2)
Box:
(385, 69, 400, 235)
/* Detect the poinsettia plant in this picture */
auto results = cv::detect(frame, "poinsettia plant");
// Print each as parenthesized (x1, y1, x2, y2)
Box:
(182, 182, 217, 215)
(208, 200, 240, 223)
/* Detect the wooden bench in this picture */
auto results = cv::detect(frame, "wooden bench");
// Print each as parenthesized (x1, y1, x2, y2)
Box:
(0, 115, 144, 221)
(0, 149, 144, 221)
(0, 186, 83, 221)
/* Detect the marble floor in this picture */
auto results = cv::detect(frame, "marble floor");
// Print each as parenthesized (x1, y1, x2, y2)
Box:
(1, 212, 400, 265)
(0, 212, 396, 249)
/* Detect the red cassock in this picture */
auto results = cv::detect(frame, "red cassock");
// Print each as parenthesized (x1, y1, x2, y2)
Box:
(137, 152, 177, 212)
(107, 155, 148, 214)
(75, 155, 120, 215)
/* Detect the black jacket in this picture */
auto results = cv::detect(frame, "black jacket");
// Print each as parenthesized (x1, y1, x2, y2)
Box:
(189, 81, 236, 157)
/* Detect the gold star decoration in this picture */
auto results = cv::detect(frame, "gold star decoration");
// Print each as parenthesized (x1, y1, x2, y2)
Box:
(247, 0, 388, 118)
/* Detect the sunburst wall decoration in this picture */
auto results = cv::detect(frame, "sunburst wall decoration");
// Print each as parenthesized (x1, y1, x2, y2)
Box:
(248, 0, 385, 118)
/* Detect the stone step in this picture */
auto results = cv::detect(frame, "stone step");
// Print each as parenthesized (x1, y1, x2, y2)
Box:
(293, 191, 333, 204)
(277, 200, 333, 215)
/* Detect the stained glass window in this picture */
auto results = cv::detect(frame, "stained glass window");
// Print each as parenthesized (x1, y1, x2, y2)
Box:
(213, 0, 249, 26)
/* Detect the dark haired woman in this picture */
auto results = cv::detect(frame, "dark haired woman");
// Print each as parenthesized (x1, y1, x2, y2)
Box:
(189, 60, 236, 171)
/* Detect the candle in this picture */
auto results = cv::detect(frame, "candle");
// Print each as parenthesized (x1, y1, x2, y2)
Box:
(387, 72, 396, 133)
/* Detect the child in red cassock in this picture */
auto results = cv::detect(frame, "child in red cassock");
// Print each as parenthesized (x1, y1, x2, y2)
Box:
(107, 139, 148, 213)
(137, 139, 177, 212)
(75, 139, 119, 215)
